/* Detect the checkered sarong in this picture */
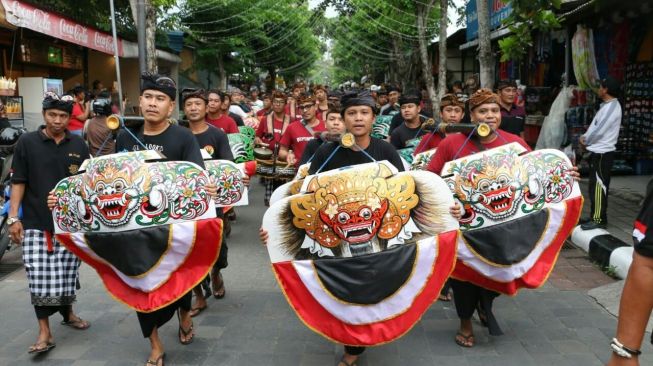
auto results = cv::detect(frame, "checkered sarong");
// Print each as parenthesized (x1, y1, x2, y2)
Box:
(22, 229, 80, 306)
(264, 178, 283, 204)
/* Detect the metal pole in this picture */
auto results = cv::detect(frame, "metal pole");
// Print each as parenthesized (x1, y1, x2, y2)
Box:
(137, 0, 147, 74)
(564, 26, 571, 87)
(109, 0, 124, 114)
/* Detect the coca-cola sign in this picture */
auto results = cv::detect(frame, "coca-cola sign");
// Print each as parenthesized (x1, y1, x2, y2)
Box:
(1, 0, 123, 56)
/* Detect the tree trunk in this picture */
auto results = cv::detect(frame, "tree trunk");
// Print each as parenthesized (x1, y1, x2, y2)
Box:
(391, 37, 410, 90)
(217, 55, 227, 90)
(436, 0, 448, 112)
(416, 1, 438, 115)
(476, 0, 493, 89)
(145, 0, 157, 73)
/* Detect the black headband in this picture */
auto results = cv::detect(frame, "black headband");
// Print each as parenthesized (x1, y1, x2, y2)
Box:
(42, 92, 73, 114)
(181, 88, 207, 104)
(141, 73, 177, 101)
(398, 95, 420, 106)
(340, 91, 376, 114)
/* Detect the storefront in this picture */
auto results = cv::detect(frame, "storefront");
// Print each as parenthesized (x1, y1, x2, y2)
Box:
(0, 0, 182, 129)
(560, 0, 653, 175)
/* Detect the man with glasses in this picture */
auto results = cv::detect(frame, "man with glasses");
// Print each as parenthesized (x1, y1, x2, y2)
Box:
(496, 80, 526, 138)
(278, 94, 326, 167)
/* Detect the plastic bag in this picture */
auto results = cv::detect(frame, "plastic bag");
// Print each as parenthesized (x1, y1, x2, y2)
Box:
(536, 86, 575, 150)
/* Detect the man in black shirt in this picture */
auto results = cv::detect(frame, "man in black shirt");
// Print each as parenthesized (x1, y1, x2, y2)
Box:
(115, 73, 216, 366)
(180, 88, 240, 316)
(10, 93, 91, 354)
(389, 94, 428, 149)
(379, 85, 401, 116)
(263, 91, 461, 366)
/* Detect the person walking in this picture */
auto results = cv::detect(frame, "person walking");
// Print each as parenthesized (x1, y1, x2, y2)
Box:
(10, 93, 91, 355)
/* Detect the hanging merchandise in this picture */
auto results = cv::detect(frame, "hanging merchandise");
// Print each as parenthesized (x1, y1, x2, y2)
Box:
(623, 62, 653, 174)
(572, 25, 600, 91)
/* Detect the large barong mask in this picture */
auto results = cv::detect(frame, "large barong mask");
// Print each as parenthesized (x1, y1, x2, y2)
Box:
(263, 161, 459, 346)
(53, 151, 222, 312)
(440, 142, 583, 295)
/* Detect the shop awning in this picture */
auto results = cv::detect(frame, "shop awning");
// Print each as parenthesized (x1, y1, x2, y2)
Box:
(459, 27, 511, 51)
(1, 0, 124, 56)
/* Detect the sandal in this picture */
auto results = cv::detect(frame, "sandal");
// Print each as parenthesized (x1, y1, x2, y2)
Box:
(177, 311, 194, 345)
(454, 332, 475, 348)
(212, 272, 226, 299)
(61, 317, 91, 330)
(146, 352, 165, 366)
(28, 341, 56, 354)
(438, 293, 452, 302)
(337, 355, 358, 366)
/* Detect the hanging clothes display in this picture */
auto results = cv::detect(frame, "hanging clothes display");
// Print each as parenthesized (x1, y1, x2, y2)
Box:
(572, 25, 600, 91)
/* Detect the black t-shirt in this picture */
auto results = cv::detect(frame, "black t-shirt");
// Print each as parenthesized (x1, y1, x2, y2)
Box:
(308, 137, 404, 174)
(229, 112, 245, 127)
(389, 114, 428, 136)
(194, 125, 234, 160)
(11, 127, 90, 231)
(381, 105, 399, 116)
(299, 138, 324, 165)
(634, 190, 653, 258)
(499, 116, 525, 136)
(116, 123, 204, 168)
(390, 120, 427, 149)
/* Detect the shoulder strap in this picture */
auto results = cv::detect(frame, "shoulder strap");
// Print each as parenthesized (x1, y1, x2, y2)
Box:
(302, 120, 315, 137)
(281, 115, 290, 136)
(267, 113, 274, 137)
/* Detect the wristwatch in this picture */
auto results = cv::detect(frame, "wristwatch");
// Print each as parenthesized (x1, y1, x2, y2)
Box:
(6, 216, 20, 226)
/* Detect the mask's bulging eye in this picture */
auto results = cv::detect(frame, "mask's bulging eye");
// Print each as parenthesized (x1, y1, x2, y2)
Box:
(360, 207, 372, 220)
(337, 212, 350, 224)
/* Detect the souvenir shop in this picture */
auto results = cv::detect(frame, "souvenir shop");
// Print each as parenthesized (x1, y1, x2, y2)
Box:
(562, 0, 653, 175)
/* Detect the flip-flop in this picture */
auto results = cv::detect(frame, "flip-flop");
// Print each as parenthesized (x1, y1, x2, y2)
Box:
(28, 341, 56, 354)
(189, 305, 207, 318)
(438, 293, 452, 302)
(454, 332, 475, 348)
(177, 311, 194, 345)
(61, 318, 91, 330)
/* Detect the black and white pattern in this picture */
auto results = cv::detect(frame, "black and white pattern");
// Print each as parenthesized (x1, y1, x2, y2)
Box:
(22, 229, 80, 306)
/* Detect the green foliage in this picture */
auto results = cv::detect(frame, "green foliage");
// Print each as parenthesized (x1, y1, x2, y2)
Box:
(499, 0, 562, 62)
(181, 0, 322, 83)
(325, 0, 444, 85)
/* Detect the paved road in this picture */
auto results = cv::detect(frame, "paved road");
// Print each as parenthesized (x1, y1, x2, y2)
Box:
(0, 181, 651, 365)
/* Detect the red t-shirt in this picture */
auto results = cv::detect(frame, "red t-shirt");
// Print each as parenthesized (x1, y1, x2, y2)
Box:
(316, 106, 328, 122)
(413, 132, 445, 155)
(256, 115, 288, 150)
(206, 115, 239, 134)
(279, 119, 326, 165)
(427, 130, 531, 175)
(284, 103, 302, 122)
(68, 103, 85, 131)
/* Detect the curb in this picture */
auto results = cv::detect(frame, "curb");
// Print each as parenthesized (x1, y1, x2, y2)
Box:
(570, 226, 632, 279)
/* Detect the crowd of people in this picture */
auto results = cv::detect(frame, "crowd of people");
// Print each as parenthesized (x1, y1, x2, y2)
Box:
(3, 71, 651, 366)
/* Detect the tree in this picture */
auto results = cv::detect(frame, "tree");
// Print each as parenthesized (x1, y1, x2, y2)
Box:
(498, 0, 562, 62)
(181, 0, 321, 88)
(415, 0, 439, 113)
(476, 0, 493, 89)
(435, 0, 449, 112)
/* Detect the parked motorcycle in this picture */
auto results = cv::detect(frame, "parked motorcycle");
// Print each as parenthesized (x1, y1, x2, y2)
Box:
(0, 126, 26, 262)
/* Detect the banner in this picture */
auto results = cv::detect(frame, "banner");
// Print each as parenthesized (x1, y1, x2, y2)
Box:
(465, 0, 512, 42)
(1, 0, 123, 56)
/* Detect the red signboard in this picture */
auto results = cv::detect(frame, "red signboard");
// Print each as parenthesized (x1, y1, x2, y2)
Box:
(1, 0, 123, 56)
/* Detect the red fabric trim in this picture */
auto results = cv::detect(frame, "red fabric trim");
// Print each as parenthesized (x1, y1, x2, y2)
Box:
(634, 220, 647, 235)
(45, 231, 54, 253)
(452, 197, 582, 295)
(56, 218, 222, 312)
(272, 230, 457, 346)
